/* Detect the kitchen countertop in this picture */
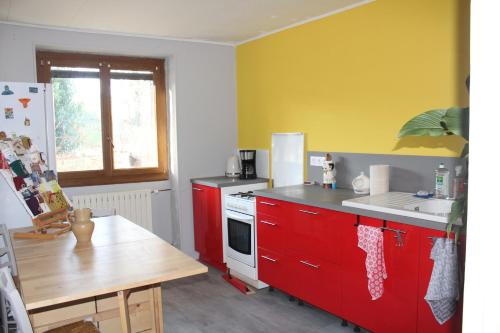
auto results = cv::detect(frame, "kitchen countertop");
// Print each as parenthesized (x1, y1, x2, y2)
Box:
(191, 176, 268, 188)
(254, 185, 450, 231)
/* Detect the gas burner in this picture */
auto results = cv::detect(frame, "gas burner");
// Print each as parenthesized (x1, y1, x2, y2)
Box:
(231, 191, 255, 199)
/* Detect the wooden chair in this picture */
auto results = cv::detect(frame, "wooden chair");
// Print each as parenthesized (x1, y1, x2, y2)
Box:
(0, 224, 17, 333)
(0, 267, 31, 333)
(0, 267, 100, 333)
(0, 224, 17, 276)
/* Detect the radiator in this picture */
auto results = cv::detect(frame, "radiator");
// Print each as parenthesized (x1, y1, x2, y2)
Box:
(72, 190, 153, 231)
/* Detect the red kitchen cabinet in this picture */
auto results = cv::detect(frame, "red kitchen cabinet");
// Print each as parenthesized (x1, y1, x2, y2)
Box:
(256, 197, 288, 216)
(290, 253, 342, 315)
(192, 184, 225, 271)
(289, 204, 354, 264)
(256, 195, 464, 333)
(257, 213, 288, 254)
(340, 218, 420, 333)
(417, 229, 462, 333)
(258, 247, 294, 294)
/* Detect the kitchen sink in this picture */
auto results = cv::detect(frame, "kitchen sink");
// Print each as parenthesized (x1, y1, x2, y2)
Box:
(403, 199, 454, 216)
(342, 192, 458, 224)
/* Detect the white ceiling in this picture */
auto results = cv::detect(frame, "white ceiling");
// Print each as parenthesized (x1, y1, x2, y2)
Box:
(0, 0, 369, 45)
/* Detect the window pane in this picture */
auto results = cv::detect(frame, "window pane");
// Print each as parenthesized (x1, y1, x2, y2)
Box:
(52, 67, 103, 172)
(110, 70, 158, 169)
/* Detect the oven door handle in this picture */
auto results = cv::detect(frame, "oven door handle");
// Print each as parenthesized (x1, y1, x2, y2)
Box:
(226, 210, 254, 223)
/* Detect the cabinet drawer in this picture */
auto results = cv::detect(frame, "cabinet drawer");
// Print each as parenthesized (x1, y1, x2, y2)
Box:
(257, 213, 287, 253)
(257, 247, 293, 294)
(289, 204, 355, 263)
(256, 197, 287, 216)
(290, 253, 341, 315)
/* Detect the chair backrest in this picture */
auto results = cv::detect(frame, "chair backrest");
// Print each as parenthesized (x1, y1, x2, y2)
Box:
(0, 267, 32, 333)
(0, 224, 17, 276)
(91, 208, 116, 218)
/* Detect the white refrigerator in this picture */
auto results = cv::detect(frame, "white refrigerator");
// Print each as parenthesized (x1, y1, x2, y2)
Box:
(0, 81, 56, 228)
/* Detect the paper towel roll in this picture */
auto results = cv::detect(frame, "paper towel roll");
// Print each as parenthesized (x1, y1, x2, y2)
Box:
(370, 165, 390, 195)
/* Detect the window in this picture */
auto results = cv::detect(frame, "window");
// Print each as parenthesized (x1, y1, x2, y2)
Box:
(36, 51, 168, 186)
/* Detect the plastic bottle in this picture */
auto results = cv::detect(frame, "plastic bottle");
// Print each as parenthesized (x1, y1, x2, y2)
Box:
(451, 165, 465, 199)
(435, 163, 450, 199)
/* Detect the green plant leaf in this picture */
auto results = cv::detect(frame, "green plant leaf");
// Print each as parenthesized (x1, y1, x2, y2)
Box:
(398, 109, 448, 138)
(461, 142, 469, 159)
(442, 107, 469, 137)
(448, 198, 465, 225)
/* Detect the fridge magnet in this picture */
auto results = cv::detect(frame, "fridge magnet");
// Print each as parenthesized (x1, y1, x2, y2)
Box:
(1, 85, 14, 95)
(12, 138, 27, 155)
(31, 162, 42, 176)
(0, 146, 17, 164)
(43, 170, 57, 182)
(20, 187, 33, 199)
(29, 87, 38, 93)
(19, 98, 31, 108)
(24, 177, 33, 187)
(30, 171, 41, 186)
(0, 152, 9, 169)
(0, 131, 6, 140)
(13, 176, 27, 191)
(24, 117, 31, 126)
(28, 151, 41, 165)
(25, 195, 43, 216)
(4, 107, 14, 119)
(10, 159, 30, 177)
(21, 136, 32, 149)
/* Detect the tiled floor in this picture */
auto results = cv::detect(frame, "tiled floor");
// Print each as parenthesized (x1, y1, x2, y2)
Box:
(162, 266, 369, 333)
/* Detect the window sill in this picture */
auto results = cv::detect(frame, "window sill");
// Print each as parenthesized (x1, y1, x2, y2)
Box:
(58, 172, 168, 187)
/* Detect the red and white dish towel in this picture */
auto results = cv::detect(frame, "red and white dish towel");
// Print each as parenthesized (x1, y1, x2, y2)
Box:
(358, 225, 387, 300)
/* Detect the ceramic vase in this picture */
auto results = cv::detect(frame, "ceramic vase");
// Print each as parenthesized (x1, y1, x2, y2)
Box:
(71, 208, 95, 243)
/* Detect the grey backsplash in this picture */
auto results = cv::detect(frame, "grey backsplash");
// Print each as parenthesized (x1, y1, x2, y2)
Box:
(307, 152, 464, 193)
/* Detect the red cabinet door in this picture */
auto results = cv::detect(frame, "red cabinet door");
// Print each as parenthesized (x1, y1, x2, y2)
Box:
(257, 213, 288, 254)
(290, 253, 342, 315)
(289, 204, 354, 264)
(192, 184, 225, 271)
(340, 216, 385, 331)
(340, 217, 419, 333)
(377, 221, 420, 333)
(192, 184, 207, 256)
(256, 197, 287, 216)
(258, 247, 294, 294)
(417, 229, 462, 333)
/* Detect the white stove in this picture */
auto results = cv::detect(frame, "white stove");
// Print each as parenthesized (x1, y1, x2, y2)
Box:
(225, 192, 256, 216)
(224, 191, 267, 289)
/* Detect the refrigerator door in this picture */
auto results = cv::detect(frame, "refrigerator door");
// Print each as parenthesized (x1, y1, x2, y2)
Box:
(0, 82, 55, 228)
(0, 82, 53, 168)
(0, 174, 32, 228)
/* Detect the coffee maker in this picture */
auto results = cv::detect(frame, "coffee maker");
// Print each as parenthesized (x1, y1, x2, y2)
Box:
(239, 150, 257, 179)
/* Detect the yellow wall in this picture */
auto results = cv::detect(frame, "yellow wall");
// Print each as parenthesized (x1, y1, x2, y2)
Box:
(237, 0, 469, 157)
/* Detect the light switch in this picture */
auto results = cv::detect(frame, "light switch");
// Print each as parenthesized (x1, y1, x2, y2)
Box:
(310, 156, 325, 167)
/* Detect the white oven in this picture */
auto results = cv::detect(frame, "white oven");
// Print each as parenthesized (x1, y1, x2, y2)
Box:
(223, 189, 268, 289)
(226, 209, 255, 268)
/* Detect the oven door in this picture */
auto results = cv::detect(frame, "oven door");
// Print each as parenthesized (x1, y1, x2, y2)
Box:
(226, 209, 255, 267)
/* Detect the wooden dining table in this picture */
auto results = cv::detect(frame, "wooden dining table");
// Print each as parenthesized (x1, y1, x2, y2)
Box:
(10, 215, 207, 333)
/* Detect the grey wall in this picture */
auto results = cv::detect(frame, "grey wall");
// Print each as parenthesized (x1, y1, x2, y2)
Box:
(0, 23, 237, 257)
(308, 151, 464, 193)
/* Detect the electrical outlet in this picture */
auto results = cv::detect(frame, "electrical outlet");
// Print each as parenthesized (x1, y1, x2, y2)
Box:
(310, 156, 325, 167)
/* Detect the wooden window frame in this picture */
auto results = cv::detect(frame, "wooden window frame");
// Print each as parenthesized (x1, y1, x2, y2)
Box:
(36, 51, 168, 187)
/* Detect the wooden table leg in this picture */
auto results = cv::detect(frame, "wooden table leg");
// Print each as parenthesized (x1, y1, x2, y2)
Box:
(149, 287, 157, 332)
(117, 290, 131, 333)
(153, 286, 164, 332)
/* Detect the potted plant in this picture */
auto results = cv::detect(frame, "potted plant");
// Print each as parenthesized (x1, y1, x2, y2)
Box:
(397, 77, 469, 234)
